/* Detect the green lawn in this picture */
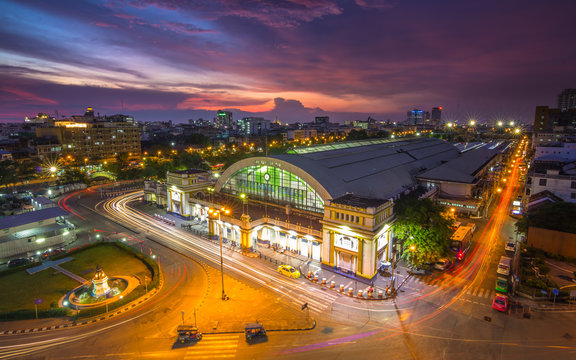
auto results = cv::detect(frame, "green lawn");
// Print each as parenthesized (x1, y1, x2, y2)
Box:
(0, 243, 151, 313)
(0, 270, 79, 311)
(59, 243, 151, 281)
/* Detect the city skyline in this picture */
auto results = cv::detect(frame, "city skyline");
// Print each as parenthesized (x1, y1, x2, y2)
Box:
(1, 0, 576, 124)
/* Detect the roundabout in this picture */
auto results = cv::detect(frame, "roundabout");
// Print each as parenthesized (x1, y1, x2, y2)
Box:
(61, 267, 141, 311)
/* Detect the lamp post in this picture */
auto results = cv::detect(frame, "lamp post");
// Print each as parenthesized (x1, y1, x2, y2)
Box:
(240, 193, 247, 215)
(209, 207, 230, 300)
(207, 187, 214, 204)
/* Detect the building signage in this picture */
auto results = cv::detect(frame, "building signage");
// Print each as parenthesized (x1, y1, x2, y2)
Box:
(334, 234, 358, 252)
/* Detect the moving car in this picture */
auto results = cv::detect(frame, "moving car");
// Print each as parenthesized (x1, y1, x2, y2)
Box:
(492, 294, 509, 312)
(505, 242, 516, 253)
(434, 258, 452, 271)
(495, 277, 508, 293)
(277, 264, 301, 278)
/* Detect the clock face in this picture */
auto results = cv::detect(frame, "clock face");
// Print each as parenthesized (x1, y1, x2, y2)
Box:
(264, 173, 271, 182)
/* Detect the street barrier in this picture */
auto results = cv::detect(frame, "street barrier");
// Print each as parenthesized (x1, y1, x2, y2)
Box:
(330, 281, 335, 289)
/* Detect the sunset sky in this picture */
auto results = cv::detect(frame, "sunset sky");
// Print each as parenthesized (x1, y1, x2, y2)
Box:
(1, 0, 575, 124)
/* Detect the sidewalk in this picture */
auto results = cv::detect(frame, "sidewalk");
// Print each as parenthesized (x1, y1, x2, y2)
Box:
(135, 201, 416, 301)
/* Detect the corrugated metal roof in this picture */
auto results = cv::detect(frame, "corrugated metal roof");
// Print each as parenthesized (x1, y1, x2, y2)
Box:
(0, 222, 68, 244)
(0, 207, 68, 230)
(417, 147, 499, 183)
(272, 138, 460, 200)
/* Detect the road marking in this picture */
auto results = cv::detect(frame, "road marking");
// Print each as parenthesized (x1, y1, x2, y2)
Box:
(344, 280, 353, 289)
(184, 335, 239, 359)
(472, 287, 479, 296)
(478, 288, 485, 298)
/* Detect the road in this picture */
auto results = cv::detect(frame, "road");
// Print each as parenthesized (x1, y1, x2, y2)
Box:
(2, 141, 576, 359)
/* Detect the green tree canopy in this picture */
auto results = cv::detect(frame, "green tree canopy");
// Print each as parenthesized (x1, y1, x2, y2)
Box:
(519, 202, 576, 234)
(393, 197, 453, 268)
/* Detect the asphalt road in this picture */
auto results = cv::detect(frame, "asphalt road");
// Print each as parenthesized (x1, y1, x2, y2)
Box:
(2, 143, 576, 359)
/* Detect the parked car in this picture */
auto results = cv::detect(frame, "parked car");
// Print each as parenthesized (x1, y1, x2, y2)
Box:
(492, 294, 509, 312)
(495, 277, 508, 293)
(277, 265, 301, 278)
(434, 258, 452, 271)
(7, 257, 31, 268)
(505, 242, 516, 253)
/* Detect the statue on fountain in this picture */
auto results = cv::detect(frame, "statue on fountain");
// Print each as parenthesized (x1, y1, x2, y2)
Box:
(92, 264, 111, 297)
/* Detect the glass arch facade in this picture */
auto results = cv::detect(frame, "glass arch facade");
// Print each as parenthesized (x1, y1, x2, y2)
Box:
(221, 165, 324, 213)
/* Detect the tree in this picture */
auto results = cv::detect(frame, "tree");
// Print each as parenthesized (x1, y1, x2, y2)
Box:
(520, 202, 576, 234)
(173, 152, 208, 170)
(346, 129, 369, 140)
(61, 168, 89, 185)
(0, 161, 17, 187)
(393, 197, 453, 268)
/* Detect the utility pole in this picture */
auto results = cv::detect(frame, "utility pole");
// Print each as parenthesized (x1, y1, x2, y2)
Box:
(389, 250, 397, 295)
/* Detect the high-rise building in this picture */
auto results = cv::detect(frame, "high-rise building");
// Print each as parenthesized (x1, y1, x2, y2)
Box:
(407, 109, 429, 124)
(237, 117, 270, 136)
(216, 110, 233, 129)
(35, 107, 141, 163)
(533, 105, 576, 133)
(314, 116, 329, 124)
(558, 89, 576, 111)
(431, 107, 442, 125)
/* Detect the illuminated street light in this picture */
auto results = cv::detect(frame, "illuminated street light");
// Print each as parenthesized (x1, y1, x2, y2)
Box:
(469, 120, 476, 126)
(208, 207, 231, 300)
(240, 193, 247, 214)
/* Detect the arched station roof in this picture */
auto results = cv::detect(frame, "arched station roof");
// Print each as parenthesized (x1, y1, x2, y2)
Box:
(216, 138, 459, 201)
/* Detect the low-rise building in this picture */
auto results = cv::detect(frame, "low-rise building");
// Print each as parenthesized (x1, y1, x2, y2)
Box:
(417, 143, 504, 217)
(0, 206, 75, 260)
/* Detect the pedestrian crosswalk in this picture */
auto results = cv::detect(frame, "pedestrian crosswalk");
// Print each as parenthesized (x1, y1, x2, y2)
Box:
(184, 334, 240, 359)
(404, 275, 498, 300)
(296, 286, 341, 315)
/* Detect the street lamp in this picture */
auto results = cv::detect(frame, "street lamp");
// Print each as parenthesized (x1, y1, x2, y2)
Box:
(209, 207, 230, 300)
(240, 193, 247, 214)
(207, 187, 214, 204)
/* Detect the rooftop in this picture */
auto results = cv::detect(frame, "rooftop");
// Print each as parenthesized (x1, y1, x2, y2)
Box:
(169, 169, 209, 175)
(272, 137, 459, 200)
(330, 194, 390, 208)
(416, 147, 500, 184)
(0, 207, 68, 230)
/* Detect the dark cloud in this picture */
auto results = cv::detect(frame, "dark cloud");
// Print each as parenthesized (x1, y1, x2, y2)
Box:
(1, 0, 576, 123)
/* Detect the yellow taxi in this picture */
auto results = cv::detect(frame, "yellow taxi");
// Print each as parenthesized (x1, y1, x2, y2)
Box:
(277, 265, 301, 278)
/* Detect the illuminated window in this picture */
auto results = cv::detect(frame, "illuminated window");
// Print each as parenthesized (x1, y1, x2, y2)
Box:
(222, 165, 324, 213)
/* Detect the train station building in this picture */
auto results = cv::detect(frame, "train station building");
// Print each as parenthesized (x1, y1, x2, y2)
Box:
(145, 137, 467, 282)
(144, 138, 508, 282)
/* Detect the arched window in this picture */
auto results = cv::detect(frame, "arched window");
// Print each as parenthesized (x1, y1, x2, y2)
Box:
(221, 165, 324, 213)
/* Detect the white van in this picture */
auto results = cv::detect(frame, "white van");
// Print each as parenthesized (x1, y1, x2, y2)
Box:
(497, 256, 512, 276)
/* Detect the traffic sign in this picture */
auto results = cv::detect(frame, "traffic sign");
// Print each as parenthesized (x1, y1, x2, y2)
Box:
(552, 288, 560, 296)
